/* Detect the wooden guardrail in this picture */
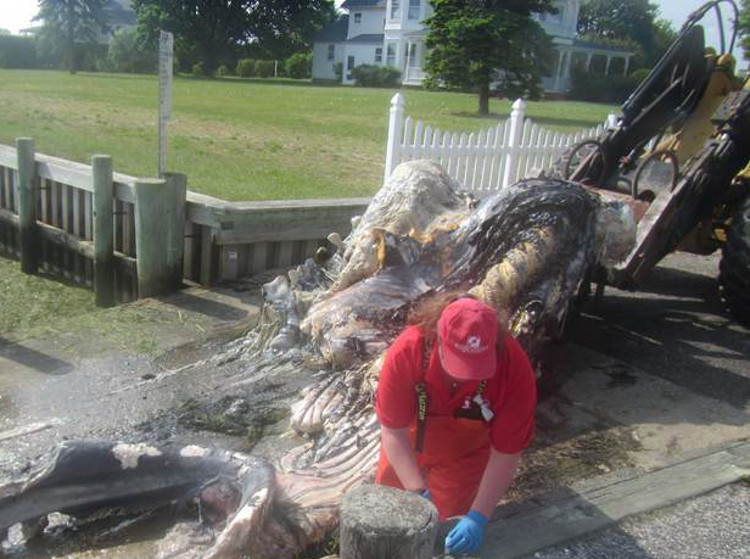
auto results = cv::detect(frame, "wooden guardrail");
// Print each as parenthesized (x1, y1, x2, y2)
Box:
(0, 140, 368, 304)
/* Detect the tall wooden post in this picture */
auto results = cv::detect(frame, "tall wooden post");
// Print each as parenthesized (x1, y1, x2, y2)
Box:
(92, 155, 115, 307)
(16, 138, 38, 274)
(161, 172, 187, 290)
(134, 177, 182, 298)
(339, 485, 438, 559)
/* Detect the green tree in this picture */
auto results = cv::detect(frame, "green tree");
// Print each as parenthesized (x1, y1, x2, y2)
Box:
(577, 0, 677, 68)
(0, 28, 11, 36)
(107, 27, 157, 73)
(132, 0, 335, 76)
(650, 18, 678, 64)
(424, 0, 555, 115)
(740, 0, 750, 62)
(34, 0, 109, 73)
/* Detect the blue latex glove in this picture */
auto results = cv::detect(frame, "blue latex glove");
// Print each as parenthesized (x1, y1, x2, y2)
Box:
(420, 489, 431, 501)
(444, 510, 488, 555)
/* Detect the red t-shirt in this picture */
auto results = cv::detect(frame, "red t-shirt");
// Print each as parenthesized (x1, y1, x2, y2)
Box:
(375, 326, 537, 454)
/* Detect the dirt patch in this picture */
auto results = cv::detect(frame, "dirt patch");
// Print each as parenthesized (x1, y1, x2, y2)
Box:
(508, 395, 642, 503)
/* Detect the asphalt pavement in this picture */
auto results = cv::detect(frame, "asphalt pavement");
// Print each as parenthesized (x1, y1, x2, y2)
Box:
(517, 250, 750, 559)
(525, 482, 750, 559)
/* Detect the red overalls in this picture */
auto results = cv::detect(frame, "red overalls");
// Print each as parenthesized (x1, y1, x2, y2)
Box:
(375, 339, 493, 520)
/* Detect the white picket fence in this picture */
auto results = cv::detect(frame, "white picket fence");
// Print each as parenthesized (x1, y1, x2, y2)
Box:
(384, 93, 616, 194)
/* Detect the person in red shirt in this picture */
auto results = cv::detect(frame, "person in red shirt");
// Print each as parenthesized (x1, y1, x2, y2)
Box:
(374, 293, 537, 555)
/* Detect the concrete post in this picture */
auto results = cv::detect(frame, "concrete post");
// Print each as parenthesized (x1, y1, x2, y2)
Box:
(92, 155, 115, 307)
(502, 99, 526, 189)
(623, 56, 631, 76)
(384, 93, 406, 183)
(605, 56, 612, 76)
(16, 138, 38, 274)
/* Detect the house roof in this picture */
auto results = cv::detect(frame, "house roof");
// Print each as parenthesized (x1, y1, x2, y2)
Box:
(346, 33, 385, 44)
(341, 0, 384, 9)
(314, 16, 349, 42)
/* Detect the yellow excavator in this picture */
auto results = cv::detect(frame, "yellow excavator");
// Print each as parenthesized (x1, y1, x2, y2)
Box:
(555, 0, 750, 325)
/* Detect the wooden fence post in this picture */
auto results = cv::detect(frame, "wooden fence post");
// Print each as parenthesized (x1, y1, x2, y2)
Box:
(92, 155, 115, 307)
(501, 98, 526, 189)
(16, 138, 38, 274)
(384, 93, 405, 184)
(340, 485, 438, 559)
(161, 172, 187, 290)
(133, 177, 181, 298)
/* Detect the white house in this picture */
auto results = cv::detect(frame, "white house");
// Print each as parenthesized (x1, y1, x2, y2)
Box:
(312, 0, 634, 93)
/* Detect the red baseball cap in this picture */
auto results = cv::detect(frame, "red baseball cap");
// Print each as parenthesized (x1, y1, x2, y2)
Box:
(437, 298, 498, 381)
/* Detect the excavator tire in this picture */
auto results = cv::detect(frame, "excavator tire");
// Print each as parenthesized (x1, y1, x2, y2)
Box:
(719, 195, 750, 327)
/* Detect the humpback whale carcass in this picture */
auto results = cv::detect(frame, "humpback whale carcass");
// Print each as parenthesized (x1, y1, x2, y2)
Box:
(0, 161, 635, 558)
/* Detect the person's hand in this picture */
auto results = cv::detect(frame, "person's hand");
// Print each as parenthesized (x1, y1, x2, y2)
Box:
(444, 510, 488, 555)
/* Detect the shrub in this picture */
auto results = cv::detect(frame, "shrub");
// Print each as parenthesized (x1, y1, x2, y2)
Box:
(285, 52, 312, 79)
(191, 61, 205, 77)
(107, 28, 157, 74)
(568, 66, 645, 104)
(351, 64, 402, 87)
(255, 60, 275, 78)
(379, 66, 401, 87)
(216, 64, 233, 77)
(628, 68, 651, 85)
(236, 58, 255, 77)
(0, 35, 38, 69)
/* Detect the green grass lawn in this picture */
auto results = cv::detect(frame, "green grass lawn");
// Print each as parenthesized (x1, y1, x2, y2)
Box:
(0, 70, 616, 201)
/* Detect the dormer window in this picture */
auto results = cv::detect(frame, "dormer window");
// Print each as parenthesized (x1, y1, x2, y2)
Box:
(354, 13, 362, 24)
(390, 0, 400, 20)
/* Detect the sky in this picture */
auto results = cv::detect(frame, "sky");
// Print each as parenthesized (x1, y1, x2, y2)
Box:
(0, 0, 745, 61)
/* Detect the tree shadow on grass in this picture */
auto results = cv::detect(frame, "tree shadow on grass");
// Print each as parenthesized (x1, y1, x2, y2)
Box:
(184, 75, 354, 89)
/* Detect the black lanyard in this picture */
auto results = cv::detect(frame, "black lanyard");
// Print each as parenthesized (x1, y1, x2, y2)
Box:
(414, 338, 488, 453)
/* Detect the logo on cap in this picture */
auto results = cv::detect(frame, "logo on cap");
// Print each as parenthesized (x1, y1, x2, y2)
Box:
(455, 335, 487, 354)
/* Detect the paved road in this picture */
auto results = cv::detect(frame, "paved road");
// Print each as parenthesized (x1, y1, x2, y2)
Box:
(525, 482, 750, 559)
(523, 251, 750, 559)
(570, 252, 750, 413)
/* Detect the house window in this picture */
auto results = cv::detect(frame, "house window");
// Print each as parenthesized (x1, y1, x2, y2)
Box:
(375, 47, 383, 63)
(390, 0, 400, 20)
(347, 55, 355, 80)
(550, 2, 565, 23)
(408, 0, 420, 20)
(354, 13, 362, 24)
(327, 44, 335, 61)
(386, 44, 396, 66)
